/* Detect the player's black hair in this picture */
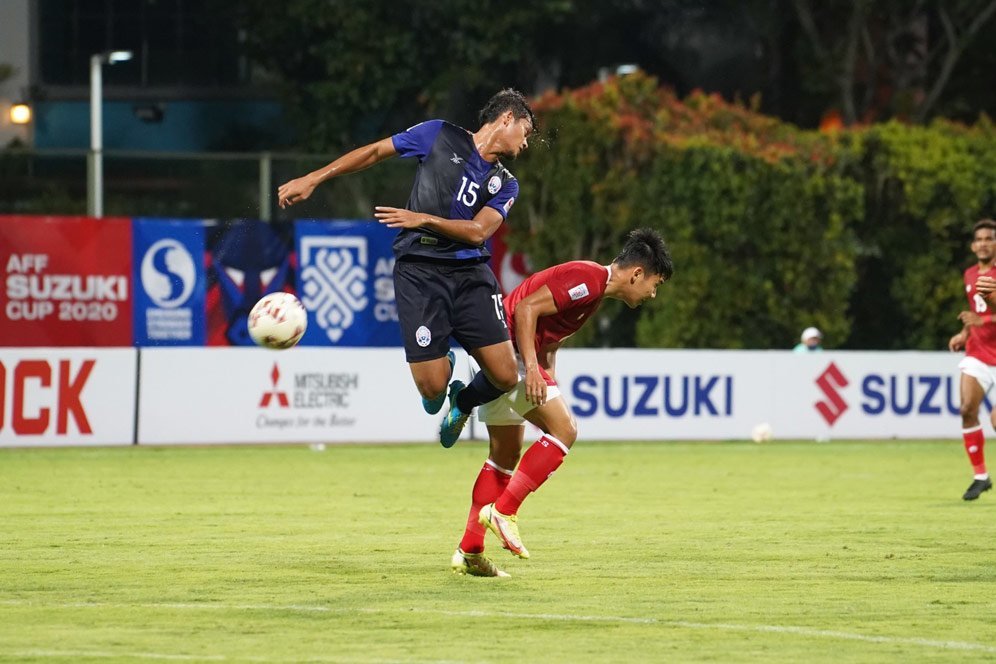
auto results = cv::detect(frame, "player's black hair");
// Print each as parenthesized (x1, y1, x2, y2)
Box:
(478, 88, 537, 131)
(613, 228, 674, 280)
(974, 218, 996, 236)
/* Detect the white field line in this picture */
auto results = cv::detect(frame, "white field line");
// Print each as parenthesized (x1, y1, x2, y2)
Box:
(1, 599, 995, 656)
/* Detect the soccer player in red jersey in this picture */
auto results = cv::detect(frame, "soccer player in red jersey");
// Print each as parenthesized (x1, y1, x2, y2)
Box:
(949, 219, 996, 501)
(450, 228, 673, 576)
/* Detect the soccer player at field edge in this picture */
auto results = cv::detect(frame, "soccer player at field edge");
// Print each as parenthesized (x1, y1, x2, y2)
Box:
(949, 218, 996, 501)
(451, 228, 673, 577)
(277, 91, 535, 443)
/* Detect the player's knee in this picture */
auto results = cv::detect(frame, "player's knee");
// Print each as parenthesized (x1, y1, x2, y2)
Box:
(960, 403, 980, 423)
(491, 368, 518, 393)
(414, 375, 447, 399)
(549, 420, 578, 448)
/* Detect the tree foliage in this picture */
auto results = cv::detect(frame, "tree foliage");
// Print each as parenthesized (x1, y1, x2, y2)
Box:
(228, 3, 996, 349)
(791, 0, 996, 124)
(511, 72, 996, 350)
(233, 0, 996, 144)
(847, 118, 996, 348)
(232, 0, 574, 150)
(512, 73, 862, 349)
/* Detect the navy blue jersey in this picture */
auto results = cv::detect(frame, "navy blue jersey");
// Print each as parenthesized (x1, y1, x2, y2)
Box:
(391, 119, 518, 262)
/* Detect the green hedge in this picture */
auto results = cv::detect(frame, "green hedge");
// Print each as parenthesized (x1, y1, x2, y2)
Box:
(847, 119, 996, 349)
(510, 72, 996, 350)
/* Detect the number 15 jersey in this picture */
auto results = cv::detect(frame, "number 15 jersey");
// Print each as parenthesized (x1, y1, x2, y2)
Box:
(391, 119, 518, 263)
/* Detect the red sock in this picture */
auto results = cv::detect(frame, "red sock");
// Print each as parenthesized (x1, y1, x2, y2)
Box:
(459, 460, 512, 553)
(494, 434, 568, 516)
(963, 426, 988, 476)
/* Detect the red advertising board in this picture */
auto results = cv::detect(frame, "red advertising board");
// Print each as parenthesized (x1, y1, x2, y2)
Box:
(0, 216, 133, 346)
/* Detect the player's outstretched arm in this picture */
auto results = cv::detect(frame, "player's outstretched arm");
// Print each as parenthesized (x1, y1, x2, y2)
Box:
(373, 206, 504, 246)
(277, 137, 397, 209)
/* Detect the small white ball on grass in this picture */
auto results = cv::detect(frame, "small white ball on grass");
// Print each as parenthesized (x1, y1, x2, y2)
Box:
(751, 422, 773, 443)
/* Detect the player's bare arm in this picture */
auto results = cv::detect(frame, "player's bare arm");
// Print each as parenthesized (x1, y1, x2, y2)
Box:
(511, 285, 560, 407)
(959, 311, 987, 327)
(950, 326, 969, 351)
(374, 205, 504, 246)
(538, 342, 561, 382)
(277, 137, 397, 209)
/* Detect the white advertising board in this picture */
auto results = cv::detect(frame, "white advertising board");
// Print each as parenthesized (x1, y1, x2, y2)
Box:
(138, 347, 475, 444)
(551, 350, 965, 440)
(0, 348, 137, 447)
(18, 347, 960, 446)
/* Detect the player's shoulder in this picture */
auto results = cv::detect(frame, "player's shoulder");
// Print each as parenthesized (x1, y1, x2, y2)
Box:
(965, 264, 979, 279)
(399, 118, 445, 133)
(545, 260, 607, 285)
(429, 120, 484, 156)
(435, 119, 475, 139)
(556, 260, 605, 275)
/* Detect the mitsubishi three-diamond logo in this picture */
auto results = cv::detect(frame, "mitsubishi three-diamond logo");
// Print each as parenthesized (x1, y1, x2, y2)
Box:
(300, 237, 368, 343)
(815, 362, 849, 426)
(260, 362, 289, 408)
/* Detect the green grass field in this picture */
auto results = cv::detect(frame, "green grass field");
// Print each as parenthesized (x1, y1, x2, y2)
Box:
(2, 440, 995, 663)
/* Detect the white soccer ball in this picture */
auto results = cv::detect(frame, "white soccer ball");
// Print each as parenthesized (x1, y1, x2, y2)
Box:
(247, 292, 307, 350)
(751, 422, 773, 443)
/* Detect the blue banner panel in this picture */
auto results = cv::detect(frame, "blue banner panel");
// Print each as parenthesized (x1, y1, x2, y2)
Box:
(132, 218, 207, 346)
(295, 220, 401, 347)
(205, 219, 295, 346)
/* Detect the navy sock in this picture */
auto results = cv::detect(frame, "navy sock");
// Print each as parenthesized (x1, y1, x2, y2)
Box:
(456, 371, 507, 412)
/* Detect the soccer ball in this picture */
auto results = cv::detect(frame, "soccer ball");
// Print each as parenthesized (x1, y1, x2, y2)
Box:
(751, 422, 773, 443)
(247, 292, 307, 350)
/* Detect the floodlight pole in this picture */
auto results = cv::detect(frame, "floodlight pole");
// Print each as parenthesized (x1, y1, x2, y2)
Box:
(88, 54, 103, 217)
(88, 51, 132, 218)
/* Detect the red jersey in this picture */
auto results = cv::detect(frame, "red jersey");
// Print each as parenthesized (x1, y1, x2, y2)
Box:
(963, 264, 996, 365)
(504, 260, 609, 354)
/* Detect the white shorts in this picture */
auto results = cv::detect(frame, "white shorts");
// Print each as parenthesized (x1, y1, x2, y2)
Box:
(478, 379, 563, 426)
(959, 356, 996, 394)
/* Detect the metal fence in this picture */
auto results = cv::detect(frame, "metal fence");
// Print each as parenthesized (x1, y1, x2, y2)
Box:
(0, 148, 414, 220)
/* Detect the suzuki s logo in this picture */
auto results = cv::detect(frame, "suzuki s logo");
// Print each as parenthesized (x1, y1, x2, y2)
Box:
(259, 363, 289, 408)
(815, 362, 849, 425)
(141, 239, 196, 308)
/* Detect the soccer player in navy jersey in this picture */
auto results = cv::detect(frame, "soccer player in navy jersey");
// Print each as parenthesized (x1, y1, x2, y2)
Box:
(277, 90, 535, 443)
(951, 219, 996, 500)
(451, 229, 673, 577)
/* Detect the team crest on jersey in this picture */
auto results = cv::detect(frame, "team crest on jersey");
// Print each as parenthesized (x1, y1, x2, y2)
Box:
(487, 175, 502, 194)
(568, 283, 589, 301)
(502, 197, 515, 214)
(967, 284, 973, 292)
(415, 325, 432, 347)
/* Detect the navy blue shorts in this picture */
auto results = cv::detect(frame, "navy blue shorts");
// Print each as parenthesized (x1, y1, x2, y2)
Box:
(394, 259, 510, 362)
